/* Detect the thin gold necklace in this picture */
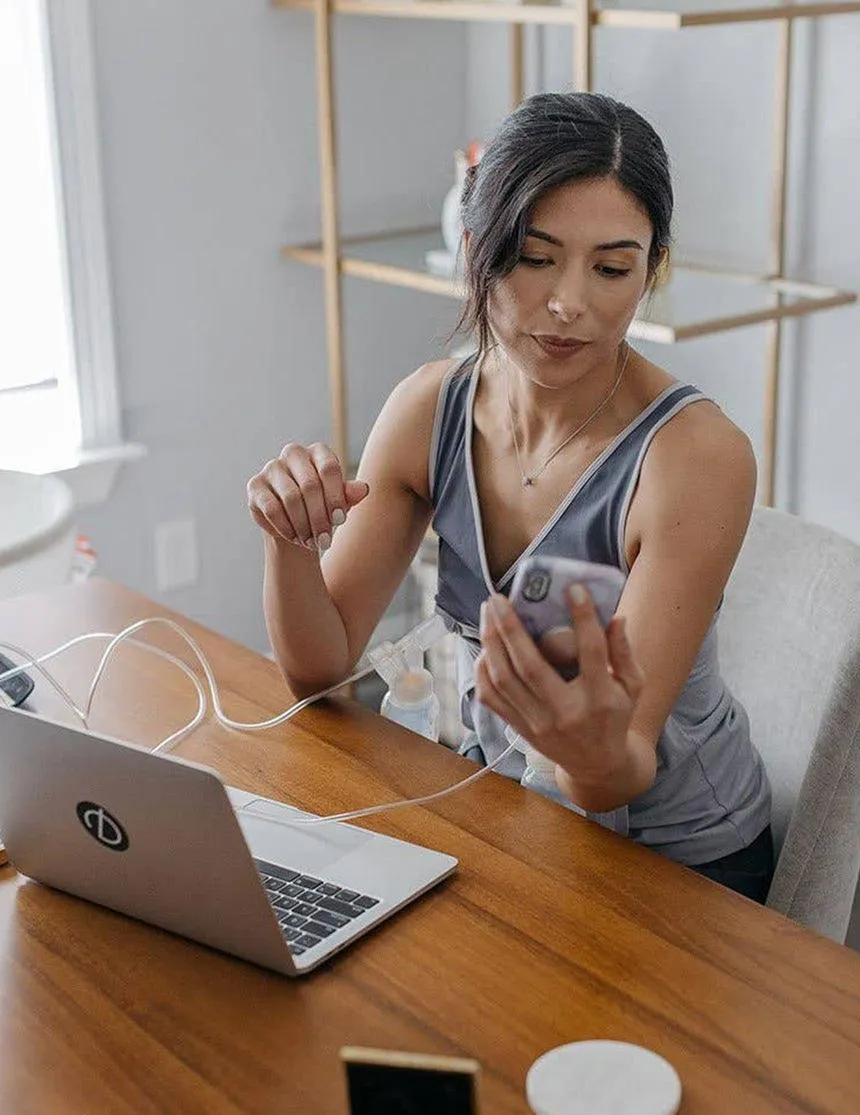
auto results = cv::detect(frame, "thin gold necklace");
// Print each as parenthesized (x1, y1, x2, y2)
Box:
(504, 341, 630, 488)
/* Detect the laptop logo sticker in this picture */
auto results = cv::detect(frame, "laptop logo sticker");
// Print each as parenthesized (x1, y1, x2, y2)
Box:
(76, 802, 129, 851)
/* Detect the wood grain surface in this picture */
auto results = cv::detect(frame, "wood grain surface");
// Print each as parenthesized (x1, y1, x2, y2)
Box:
(0, 579, 859, 1114)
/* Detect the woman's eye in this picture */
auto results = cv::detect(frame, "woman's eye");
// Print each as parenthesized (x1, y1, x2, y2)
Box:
(519, 255, 553, 268)
(597, 265, 631, 278)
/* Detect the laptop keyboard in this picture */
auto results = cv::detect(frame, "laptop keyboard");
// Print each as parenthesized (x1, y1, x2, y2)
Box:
(254, 858, 380, 957)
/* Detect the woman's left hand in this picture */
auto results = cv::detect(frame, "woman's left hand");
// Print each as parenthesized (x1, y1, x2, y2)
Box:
(474, 586, 645, 791)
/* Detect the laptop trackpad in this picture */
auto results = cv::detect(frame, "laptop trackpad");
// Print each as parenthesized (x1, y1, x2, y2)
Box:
(235, 797, 374, 874)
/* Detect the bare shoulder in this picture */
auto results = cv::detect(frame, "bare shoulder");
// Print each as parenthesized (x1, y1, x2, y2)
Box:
(627, 397, 756, 562)
(387, 357, 461, 413)
(644, 398, 756, 499)
(623, 355, 754, 499)
(361, 357, 465, 502)
(379, 357, 464, 444)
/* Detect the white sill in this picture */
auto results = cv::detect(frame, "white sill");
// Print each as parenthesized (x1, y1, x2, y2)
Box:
(0, 442, 146, 507)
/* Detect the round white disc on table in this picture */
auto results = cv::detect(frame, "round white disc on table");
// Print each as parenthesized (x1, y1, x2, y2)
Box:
(526, 1040, 682, 1115)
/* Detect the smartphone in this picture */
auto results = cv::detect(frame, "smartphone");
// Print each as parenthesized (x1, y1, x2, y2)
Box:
(508, 556, 625, 677)
(340, 1047, 481, 1115)
(0, 652, 35, 708)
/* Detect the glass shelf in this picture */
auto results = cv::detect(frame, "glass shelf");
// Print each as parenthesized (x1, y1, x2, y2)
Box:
(282, 229, 857, 344)
(274, 0, 860, 30)
(596, 0, 860, 28)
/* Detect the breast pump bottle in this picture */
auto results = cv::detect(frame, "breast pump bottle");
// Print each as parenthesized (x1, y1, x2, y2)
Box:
(380, 667, 440, 742)
(511, 728, 577, 808)
(370, 616, 443, 743)
(508, 727, 628, 834)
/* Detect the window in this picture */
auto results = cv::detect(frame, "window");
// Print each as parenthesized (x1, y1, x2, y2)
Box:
(0, 0, 139, 501)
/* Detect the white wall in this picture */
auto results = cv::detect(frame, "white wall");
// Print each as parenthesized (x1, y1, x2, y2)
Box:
(78, 2, 467, 652)
(77, 9, 859, 653)
(467, 20, 860, 539)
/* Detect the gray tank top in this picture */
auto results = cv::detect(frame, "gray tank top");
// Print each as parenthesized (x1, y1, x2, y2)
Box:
(428, 354, 771, 866)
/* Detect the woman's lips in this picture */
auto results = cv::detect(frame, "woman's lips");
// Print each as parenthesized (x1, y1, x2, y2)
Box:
(533, 335, 589, 359)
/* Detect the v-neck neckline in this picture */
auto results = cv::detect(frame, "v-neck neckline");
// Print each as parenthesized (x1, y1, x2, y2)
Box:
(464, 358, 685, 593)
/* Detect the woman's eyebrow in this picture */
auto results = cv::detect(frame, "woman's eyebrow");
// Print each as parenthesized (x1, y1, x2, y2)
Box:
(525, 227, 645, 252)
(596, 239, 644, 251)
(525, 227, 564, 247)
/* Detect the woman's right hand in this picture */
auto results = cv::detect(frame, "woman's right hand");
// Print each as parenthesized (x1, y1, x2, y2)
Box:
(246, 442, 369, 553)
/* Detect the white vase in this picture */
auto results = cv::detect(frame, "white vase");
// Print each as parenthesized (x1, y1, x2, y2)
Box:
(441, 149, 468, 262)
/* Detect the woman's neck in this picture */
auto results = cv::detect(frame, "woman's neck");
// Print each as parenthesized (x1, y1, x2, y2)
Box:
(490, 343, 629, 454)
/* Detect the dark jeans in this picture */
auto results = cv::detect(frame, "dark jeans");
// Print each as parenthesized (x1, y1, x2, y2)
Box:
(690, 825, 775, 904)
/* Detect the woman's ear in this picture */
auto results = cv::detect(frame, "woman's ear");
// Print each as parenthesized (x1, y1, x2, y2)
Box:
(650, 246, 671, 290)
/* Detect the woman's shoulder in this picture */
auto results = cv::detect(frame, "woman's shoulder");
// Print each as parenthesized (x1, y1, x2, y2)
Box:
(392, 355, 471, 407)
(637, 384, 757, 516)
(654, 391, 754, 471)
(622, 376, 755, 571)
(625, 353, 753, 479)
(370, 356, 472, 502)
(382, 355, 472, 437)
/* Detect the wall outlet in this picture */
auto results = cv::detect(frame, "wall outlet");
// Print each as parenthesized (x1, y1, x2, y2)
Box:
(154, 518, 198, 592)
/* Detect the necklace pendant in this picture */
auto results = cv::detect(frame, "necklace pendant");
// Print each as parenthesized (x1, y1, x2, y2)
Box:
(523, 476, 534, 487)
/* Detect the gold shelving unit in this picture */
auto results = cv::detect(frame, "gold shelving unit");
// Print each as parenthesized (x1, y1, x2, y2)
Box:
(276, 0, 860, 505)
(276, 0, 860, 29)
(283, 229, 855, 343)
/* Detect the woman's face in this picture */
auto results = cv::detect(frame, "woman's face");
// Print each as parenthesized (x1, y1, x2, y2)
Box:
(487, 176, 655, 388)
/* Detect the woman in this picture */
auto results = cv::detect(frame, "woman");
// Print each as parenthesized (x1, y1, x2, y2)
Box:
(247, 92, 773, 902)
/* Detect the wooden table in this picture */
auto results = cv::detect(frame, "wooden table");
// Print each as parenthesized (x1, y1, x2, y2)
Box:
(1, 579, 859, 1114)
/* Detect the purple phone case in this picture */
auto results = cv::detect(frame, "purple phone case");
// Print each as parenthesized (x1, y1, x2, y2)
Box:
(508, 557, 626, 642)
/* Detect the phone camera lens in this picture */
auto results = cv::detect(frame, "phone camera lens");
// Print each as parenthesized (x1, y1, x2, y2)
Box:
(523, 570, 551, 603)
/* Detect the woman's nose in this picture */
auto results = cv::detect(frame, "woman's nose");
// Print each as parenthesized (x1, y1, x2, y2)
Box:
(547, 268, 587, 323)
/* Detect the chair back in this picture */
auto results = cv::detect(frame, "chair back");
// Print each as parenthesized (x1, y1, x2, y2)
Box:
(718, 507, 860, 941)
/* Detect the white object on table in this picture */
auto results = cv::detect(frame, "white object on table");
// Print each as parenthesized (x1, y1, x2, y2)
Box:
(0, 470, 76, 599)
(526, 1040, 682, 1115)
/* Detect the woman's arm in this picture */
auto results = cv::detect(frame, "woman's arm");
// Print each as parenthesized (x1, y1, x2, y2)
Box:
(250, 362, 449, 697)
(476, 401, 757, 813)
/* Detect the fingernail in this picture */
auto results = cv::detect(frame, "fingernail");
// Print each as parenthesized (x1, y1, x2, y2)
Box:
(317, 532, 331, 553)
(489, 594, 506, 616)
(331, 508, 346, 526)
(569, 583, 587, 606)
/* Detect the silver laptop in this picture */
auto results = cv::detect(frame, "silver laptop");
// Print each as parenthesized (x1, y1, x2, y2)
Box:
(0, 706, 457, 976)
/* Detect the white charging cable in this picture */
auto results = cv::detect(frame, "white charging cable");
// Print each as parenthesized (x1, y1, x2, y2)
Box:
(0, 618, 384, 751)
(0, 615, 514, 824)
(240, 741, 517, 827)
(0, 632, 208, 745)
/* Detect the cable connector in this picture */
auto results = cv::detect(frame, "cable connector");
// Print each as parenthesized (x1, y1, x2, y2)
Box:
(364, 613, 447, 688)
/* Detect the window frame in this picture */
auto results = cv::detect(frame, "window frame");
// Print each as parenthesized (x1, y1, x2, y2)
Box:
(0, 0, 143, 504)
